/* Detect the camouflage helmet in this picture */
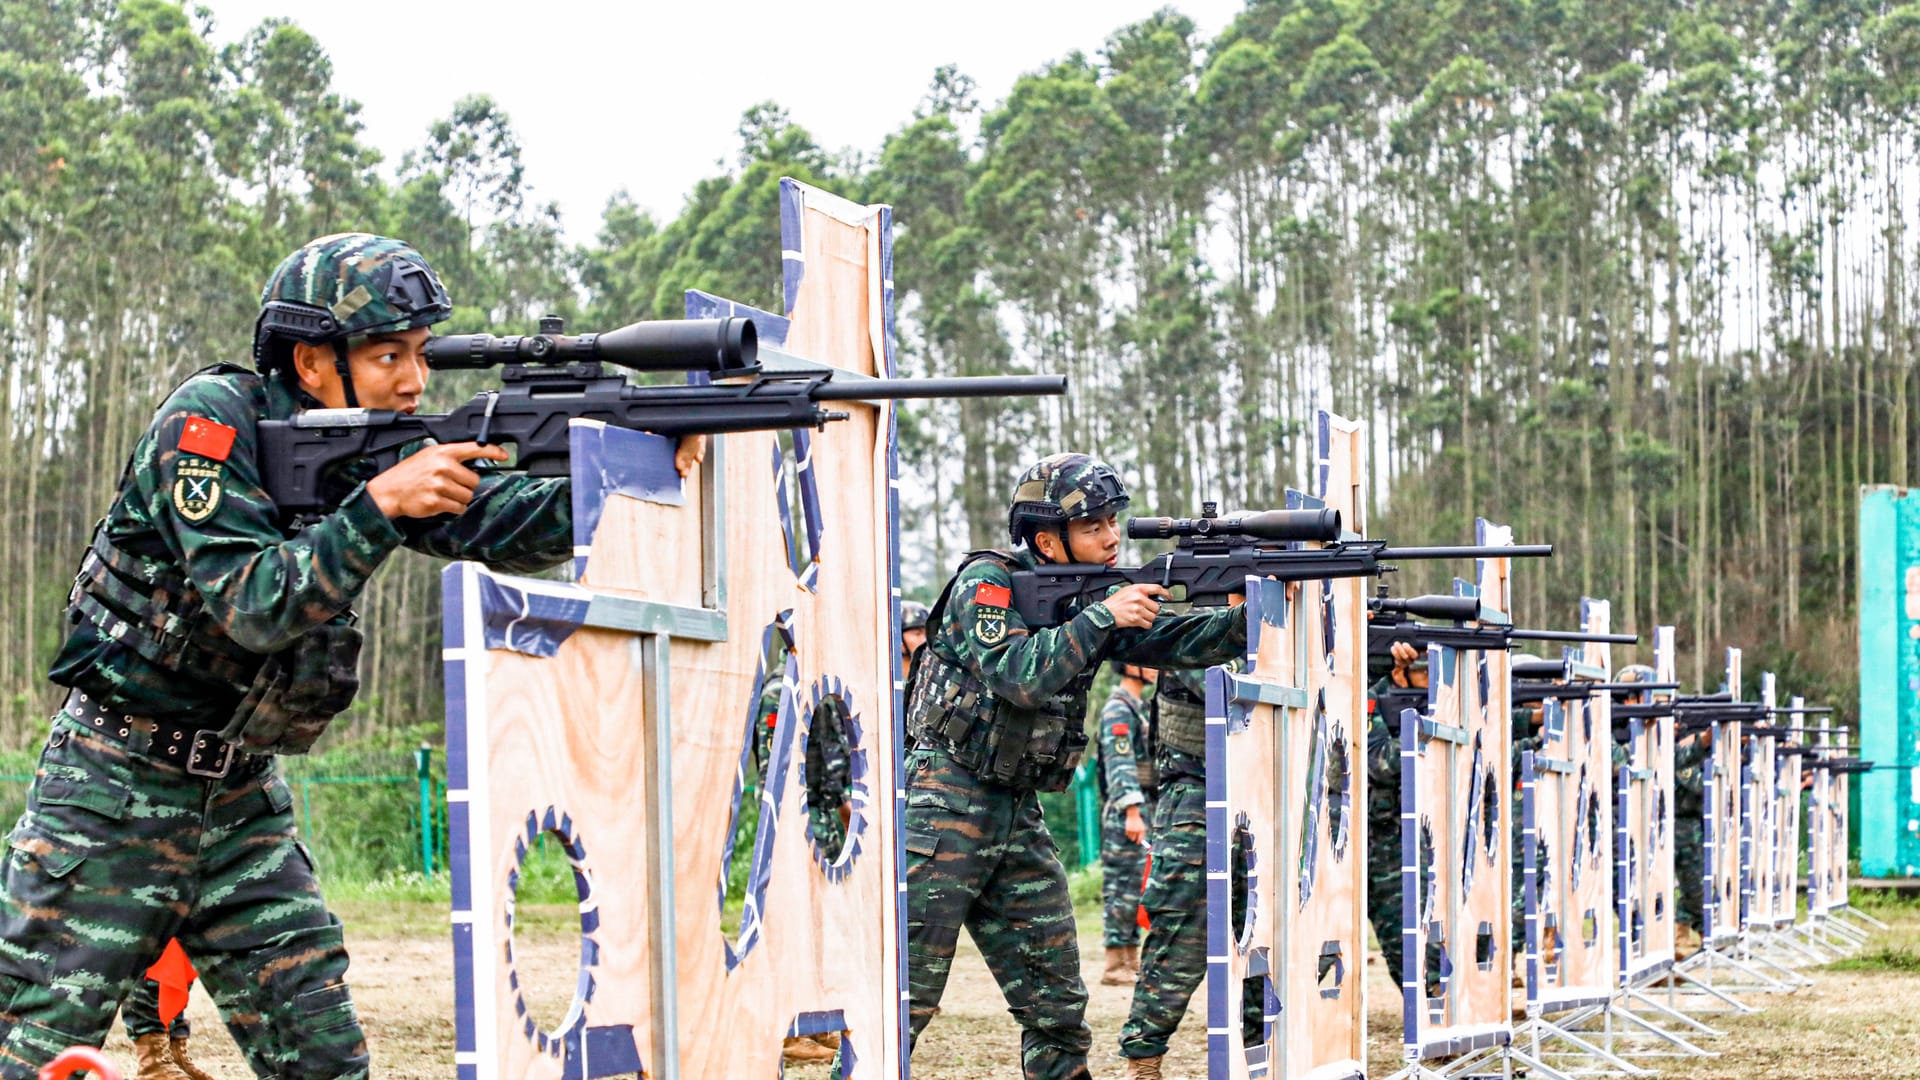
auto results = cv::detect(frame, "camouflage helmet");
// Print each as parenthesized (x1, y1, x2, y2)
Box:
(1007, 453, 1130, 548)
(1617, 664, 1657, 684)
(253, 233, 452, 376)
(900, 600, 930, 632)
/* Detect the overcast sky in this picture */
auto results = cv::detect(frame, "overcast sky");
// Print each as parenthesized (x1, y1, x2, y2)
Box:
(196, 0, 1247, 239)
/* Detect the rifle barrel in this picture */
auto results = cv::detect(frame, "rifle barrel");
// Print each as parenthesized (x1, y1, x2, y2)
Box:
(1378, 544, 1554, 559)
(811, 373, 1068, 401)
(1510, 629, 1639, 644)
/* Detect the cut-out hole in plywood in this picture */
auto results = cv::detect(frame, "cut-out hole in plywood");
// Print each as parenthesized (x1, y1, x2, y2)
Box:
(1475, 923, 1495, 970)
(772, 428, 824, 592)
(1231, 817, 1259, 950)
(1316, 941, 1345, 1000)
(1423, 926, 1449, 1015)
(782, 1010, 855, 1080)
(1581, 909, 1599, 948)
(721, 615, 796, 967)
(1325, 730, 1352, 863)
(800, 677, 869, 880)
(1416, 816, 1438, 924)
(508, 827, 593, 1043)
(1541, 915, 1561, 978)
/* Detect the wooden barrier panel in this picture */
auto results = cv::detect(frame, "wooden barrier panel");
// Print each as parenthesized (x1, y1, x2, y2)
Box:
(1773, 696, 1806, 930)
(1616, 625, 1678, 984)
(1521, 599, 1615, 1015)
(1206, 409, 1368, 1080)
(1742, 673, 1782, 930)
(1399, 521, 1515, 1062)
(1809, 718, 1846, 917)
(1702, 648, 1745, 945)
(442, 178, 906, 1080)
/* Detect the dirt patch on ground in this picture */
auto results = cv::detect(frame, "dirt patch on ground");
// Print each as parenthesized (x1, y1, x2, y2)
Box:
(93, 903, 1917, 1078)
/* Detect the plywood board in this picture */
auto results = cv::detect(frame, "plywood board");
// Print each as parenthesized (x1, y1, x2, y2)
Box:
(1808, 717, 1844, 917)
(1616, 625, 1677, 984)
(1521, 599, 1615, 1015)
(1400, 520, 1515, 1062)
(444, 178, 905, 1080)
(1206, 409, 1368, 1080)
(1742, 673, 1781, 930)
(1772, 696, 1805, 930)
(1702, 649, 1745, 945)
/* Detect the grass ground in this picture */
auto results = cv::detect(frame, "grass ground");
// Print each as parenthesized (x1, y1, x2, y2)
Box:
(88, 891, 1918, 1078)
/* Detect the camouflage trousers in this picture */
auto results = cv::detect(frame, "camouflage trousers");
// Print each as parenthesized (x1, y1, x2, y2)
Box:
(0, 715, 368, 1079)
(906, 747, 1090, 1080)
(1674, 816, 1704, 933)
(1118, 777, 1261, 1059)
(120, 975, 187, 1041)
(1099, 799, 1150, 948)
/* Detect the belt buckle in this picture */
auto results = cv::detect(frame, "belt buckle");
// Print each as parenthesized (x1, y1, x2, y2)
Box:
(186, 729, 235, 779)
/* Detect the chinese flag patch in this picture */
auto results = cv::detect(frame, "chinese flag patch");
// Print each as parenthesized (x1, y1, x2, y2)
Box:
(1111, 723, 1129, 736)
(974, 582, 1011, 609)
(179, 417, 236, 462)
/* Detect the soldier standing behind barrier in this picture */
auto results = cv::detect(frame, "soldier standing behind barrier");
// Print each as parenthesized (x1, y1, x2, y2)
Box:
(0, 234, 705, 1079)
(1364, 640, 1426, 988)
(904, 455, 1249, 1080)
(1117, 665, 1262, 1080)
(901, 600, 930, 670)
(1673, 727, 1710, 943)
(1095, 664, 1158, 985)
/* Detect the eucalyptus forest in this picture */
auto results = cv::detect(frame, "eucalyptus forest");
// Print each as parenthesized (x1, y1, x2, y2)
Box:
(0, 0, 1911, 745)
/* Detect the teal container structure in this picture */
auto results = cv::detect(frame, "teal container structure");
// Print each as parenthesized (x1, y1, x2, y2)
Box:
(1858, 485, 1920, 876)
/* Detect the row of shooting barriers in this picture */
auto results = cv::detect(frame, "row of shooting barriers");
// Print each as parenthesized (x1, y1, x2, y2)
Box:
(430, 177, 1884, 1079)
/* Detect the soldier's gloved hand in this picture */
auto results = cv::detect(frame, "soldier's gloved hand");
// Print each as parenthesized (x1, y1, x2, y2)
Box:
(1103, 583, 1168, 628)
(1124, 805, 1147, 843)
(675, 434, 707, 478)
(368, 441, 508, 518)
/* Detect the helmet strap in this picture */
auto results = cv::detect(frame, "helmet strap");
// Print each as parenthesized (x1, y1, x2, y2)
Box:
(331, 339, 360, 408)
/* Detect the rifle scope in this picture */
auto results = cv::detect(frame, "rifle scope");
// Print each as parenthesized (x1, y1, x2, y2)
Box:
(1128, 508, 1342, 543)
(1513, 659, 1572, 681)
(1370, 594, 1482, 622)
(425, 315, 758, 375)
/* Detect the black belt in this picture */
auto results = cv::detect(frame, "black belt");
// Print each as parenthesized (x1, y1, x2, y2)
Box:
(60, 689, 243, 779)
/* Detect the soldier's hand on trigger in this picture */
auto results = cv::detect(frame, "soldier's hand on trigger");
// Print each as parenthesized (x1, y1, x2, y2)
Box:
(367, 441, 508, 519)
(1103, 583, 1168, 629)
(1124, 805, 1147, 844)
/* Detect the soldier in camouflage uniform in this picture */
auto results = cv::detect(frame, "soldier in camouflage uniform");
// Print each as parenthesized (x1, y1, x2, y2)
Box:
(1094, 664, 1157, 985)
(905, 455, 1248, 1080)
(1364, 640, 1426, 988)
(0, 234, 703, 1079)
(901, 600, 930, 670)
(1118, 666, 1262, 1080)
(1673, 728, 1710, 937)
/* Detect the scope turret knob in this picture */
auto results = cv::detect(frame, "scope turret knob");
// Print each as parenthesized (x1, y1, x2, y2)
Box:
(539, 314, 565, 334)
(1201, 501, 1219, 518)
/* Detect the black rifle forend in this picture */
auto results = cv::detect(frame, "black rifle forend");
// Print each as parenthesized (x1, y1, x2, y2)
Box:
(1512, 680, 1652, 705)
(259, 315, 1067, 521)
(1367, 590, 1638, 659)
(1006, 504, 1552, 628)
(426, 316, 760, 375)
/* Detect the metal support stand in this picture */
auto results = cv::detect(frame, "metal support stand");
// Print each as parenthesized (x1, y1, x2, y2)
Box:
(1833, 905, 1890, 933)
(1509, 1015, 1654, 1077)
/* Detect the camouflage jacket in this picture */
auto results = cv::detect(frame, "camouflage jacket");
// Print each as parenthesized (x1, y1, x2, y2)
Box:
(907, 547, 1247, 790)
(1097, 684, 1149, 810)
(49, 365, 573, 726)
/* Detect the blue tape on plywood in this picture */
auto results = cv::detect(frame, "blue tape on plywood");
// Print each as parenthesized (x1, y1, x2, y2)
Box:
(568, 422, 683, 577)
(685, 289, 791, 349)
(478, 574, 590, 657)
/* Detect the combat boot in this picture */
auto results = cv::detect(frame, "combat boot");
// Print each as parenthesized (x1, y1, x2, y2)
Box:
(133, 1033, 189, 1080)
(1100, 946, 1133, 986)
(170, 1037, 220, 1080)
(781, 1036, 837, 1065)
(1125, 1054, 1163, 1080)
(1124, 944, 1140, 973)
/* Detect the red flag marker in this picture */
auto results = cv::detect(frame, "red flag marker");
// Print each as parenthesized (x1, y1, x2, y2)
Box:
(178, 417, 236, 462)
(145, 938, 197, 1027)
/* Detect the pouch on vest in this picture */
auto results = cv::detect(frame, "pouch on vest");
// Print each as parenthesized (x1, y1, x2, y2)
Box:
(219, 616, 363, 754)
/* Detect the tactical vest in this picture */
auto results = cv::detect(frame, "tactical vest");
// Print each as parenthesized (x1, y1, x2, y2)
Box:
(905, 550, 1099, 791)
(57, 364, 364, 754)
(1153, 669, 1209, 760)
